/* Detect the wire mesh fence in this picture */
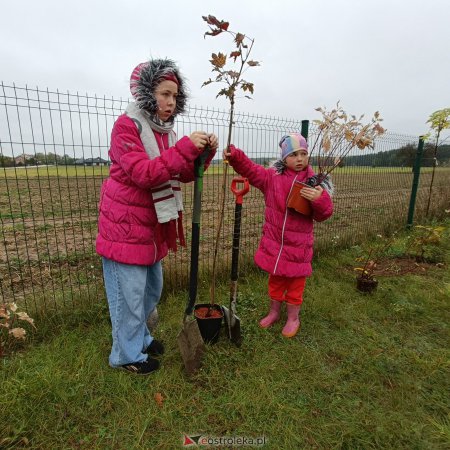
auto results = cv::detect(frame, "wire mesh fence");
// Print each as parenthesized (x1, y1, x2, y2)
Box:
(1, 83, 449, 315)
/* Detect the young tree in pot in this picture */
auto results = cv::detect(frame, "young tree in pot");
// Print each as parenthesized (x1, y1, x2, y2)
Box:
(193, 14, 260, 342)
(354, 233, 396, 293)
(354, 259, 379, 293)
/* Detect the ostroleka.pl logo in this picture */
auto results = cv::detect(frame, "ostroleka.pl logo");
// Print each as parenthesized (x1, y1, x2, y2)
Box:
(182, 434, 267, 447)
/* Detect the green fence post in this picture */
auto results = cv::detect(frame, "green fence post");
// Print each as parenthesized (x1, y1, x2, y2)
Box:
(301, 120, 309, 140)
(406, 136, 425, 228)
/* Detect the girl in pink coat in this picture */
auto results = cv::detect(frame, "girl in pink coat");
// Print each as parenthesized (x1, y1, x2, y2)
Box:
(223, 133, 333, 338)
(96, 59, 217, 375)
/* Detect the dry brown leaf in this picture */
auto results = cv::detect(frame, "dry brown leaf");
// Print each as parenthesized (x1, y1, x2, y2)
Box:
(154, 392, 164, 407)
(235, 33, 245, 45)
(17, 311, 36, 327)
(0, 306, 9, 319)
(210, 53, 227, 68)
(230, 51, 241, 61)
(10, 327, 26, 339)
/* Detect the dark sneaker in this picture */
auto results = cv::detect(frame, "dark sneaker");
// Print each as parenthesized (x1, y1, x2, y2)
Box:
(121, 358, 160, 375)
(145, 339, 165, 356)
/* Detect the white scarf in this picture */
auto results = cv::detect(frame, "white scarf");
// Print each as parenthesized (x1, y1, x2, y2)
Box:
(125, 102, 183, 223)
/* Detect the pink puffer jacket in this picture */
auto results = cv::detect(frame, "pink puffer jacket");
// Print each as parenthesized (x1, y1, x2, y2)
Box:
(227, 146, 333, 277)
(96, 114, 214, 265)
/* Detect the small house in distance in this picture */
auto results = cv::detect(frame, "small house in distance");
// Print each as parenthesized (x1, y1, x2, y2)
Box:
(14, 153, 35, 165)
(74, 157, 109, 166)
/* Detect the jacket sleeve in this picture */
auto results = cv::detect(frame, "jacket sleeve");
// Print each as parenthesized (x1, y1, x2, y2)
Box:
(227, 145, 269, 192)
(109, 116, 200, 189)
(311, 189, 334, 222)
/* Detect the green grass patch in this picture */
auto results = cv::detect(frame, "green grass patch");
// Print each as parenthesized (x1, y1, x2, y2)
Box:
(1, 224, 449, 449)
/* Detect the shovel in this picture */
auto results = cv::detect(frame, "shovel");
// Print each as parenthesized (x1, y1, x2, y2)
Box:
(177, 150, 209, 375)
(222, 176, 250, 347)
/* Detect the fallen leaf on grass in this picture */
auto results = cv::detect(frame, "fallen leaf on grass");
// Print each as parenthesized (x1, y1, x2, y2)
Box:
(154, 392, 164, 407)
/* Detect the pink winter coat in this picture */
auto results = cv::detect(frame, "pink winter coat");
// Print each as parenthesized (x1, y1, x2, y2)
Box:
(96, 114, 214, 265)
(227, 146, 333, 277)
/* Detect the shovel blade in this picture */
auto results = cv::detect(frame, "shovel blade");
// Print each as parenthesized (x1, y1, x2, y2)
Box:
(222, 305, 242, 347)
(177, 317, 206, 376)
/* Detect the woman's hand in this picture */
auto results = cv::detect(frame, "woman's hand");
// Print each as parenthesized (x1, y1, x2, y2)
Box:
(300, 185, 323, 202)
(189, 131, 209, 150)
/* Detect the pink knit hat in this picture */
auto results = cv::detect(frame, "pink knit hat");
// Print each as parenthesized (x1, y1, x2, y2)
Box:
(162, 72, 179, 85)
(130, 62, 179, 98)
(130, 62, 148, 98)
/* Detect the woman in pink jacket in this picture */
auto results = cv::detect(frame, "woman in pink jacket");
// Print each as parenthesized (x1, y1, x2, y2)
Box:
(223, 133, 333, 338)
(96, 59, 217, 375)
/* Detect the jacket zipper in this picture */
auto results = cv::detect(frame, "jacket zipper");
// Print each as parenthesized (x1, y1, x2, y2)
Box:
(153, 240, 157, 265)
(273, 174, 300, 274)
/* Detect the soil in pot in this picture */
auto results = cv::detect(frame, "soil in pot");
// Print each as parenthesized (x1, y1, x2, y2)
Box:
(194, 304, 224, 344)
(356, 276, 378, 293)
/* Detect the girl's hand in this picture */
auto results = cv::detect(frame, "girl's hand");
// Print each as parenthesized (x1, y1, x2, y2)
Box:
(300, 185, 323, 202)
(207, 133, 219, 151)
(223, 146, 232, 160)
(189, 131, 209, 150)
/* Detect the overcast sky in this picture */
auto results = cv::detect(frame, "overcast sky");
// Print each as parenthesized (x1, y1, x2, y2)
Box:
(1, 0, 449, 139)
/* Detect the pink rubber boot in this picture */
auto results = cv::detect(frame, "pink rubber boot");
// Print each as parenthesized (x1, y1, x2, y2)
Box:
(282, 304, 301, 337)
(259, 300, 282, 328)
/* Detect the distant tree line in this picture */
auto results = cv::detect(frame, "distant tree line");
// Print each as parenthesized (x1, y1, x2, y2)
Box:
(332, 144, 450, 168)
(235, 144, 450, 169)
(2, 145, 450, 168)
(0, 152, 77, 168)
(303, 144, 449, 168)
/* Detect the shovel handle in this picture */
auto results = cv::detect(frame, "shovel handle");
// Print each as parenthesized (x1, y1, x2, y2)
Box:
(185, 149, 210, 316)
(231, 177, 250, 205)
(230, 178, 249, 282)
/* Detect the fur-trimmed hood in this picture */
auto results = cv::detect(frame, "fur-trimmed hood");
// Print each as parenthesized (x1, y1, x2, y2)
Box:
(130, 59, 188, 117)
(270, 159, 335, 195)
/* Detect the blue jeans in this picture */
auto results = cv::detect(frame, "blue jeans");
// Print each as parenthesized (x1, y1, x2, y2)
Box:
(102, 257, 163, 367)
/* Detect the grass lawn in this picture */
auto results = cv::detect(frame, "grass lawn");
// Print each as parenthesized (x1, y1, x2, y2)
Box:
(1, 224, 449, 449)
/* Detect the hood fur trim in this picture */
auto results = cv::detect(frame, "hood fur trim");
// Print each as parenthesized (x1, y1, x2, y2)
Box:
(270, 159, 334, 195)
(131, 59, 188, 116)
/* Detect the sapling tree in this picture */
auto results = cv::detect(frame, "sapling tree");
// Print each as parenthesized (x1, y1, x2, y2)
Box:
(201, 14, 260, 304)
(404, 224, 446, 263)
(424, 108, 450, 216)
(354, 233, 397, 281)
(307, 103, 386, 188)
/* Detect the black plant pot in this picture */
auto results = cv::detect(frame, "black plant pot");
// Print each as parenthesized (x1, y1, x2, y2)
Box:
(356, 276, 378, 293)
(193, 303, 224, 344)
